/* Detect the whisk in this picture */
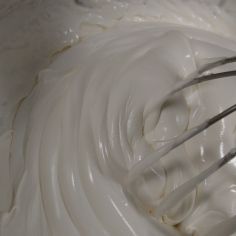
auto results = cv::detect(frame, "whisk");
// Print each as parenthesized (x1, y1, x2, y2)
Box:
(126, 56, 236, 236)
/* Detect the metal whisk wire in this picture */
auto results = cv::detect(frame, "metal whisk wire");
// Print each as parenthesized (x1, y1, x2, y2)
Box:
(126, 56, 236, 236)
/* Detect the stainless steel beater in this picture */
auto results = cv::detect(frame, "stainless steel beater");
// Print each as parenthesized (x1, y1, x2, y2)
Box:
(126, 56, 236, 236)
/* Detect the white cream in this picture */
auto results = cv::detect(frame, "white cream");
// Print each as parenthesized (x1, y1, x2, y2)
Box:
(1, 1, 236, 236)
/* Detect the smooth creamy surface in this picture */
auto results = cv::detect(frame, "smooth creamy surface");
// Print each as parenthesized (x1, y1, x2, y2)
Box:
(0, 1, 236, 236)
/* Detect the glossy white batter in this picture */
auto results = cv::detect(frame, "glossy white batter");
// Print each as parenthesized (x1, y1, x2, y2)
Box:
(0, 1, 236, 236)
